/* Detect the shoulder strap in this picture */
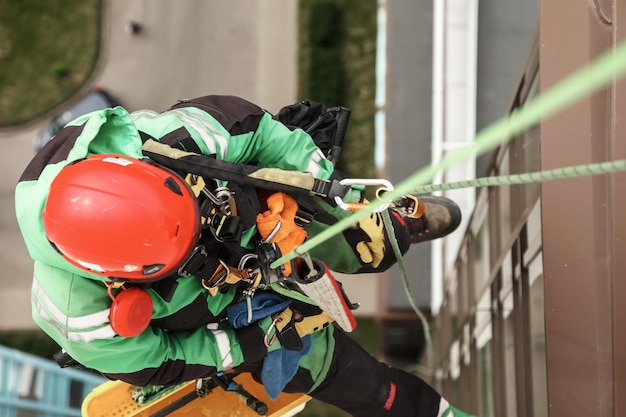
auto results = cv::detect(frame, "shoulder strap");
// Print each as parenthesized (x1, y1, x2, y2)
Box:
(141, 139, 350, 199)
(138, 128, 202, 154)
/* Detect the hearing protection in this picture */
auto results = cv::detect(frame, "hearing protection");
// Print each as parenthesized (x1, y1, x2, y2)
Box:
(106, 283, 153, 337)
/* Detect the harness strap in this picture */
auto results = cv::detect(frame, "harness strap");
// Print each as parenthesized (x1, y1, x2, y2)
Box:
(142, 139, 350, 199)
(178, 246, 223, 280)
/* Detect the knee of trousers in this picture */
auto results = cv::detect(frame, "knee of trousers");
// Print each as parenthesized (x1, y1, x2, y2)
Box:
(307, 327, 442, 417)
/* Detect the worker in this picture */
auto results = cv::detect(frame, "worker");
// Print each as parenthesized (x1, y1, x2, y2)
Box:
(16, 95, 471, 416)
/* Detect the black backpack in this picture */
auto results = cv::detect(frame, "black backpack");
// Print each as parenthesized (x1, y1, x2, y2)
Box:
(274, 100, 351, 165)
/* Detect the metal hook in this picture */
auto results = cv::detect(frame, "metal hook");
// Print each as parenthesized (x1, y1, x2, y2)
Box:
(334, 178, 395, 212)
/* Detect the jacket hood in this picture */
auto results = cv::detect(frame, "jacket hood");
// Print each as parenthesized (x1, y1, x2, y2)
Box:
(15, 107, 144, 282)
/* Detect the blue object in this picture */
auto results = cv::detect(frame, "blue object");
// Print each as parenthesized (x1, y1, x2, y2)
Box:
(0, 344, 105, 417)
(225, 291, 310, 399)
(226, 292, 291, 329)
(261, 335, 312, 400)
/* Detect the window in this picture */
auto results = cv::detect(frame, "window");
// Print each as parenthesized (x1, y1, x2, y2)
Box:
(528, 256, 547, 417)
(502, 291, 517, 416)
(477, 332, 494, 417)
(472, 191, 491, 300)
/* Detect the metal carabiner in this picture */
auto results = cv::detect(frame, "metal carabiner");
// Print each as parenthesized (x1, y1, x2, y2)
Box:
(263, 316, 282, 347)
(333, 178, 395, 212)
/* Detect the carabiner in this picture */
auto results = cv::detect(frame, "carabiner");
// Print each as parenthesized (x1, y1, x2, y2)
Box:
(263, 316, 282, 347)
(334, 178, 395, 212)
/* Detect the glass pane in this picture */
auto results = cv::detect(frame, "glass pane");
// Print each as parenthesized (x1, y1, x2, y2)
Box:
(478, 337, 494, 417)
(503, 292, 517, 417)
(500, 252, 513, 298)
(498, 149, 512, 249)
(524, 200, 542, 262)
(459, 254, 470, 318)
(450, 340, 461, 380)
(474, 213, 491, 298)
(476, 309, 493, 417)
(449, 281, 459, 340)
(521, 74, 540, 207)
(528, 256, 548, 417)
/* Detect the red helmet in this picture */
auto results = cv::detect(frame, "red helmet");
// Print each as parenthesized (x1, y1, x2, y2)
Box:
(43, 154, 201, 281)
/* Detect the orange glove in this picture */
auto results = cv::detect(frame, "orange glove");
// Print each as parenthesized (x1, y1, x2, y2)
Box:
(256, 192, 307, 275)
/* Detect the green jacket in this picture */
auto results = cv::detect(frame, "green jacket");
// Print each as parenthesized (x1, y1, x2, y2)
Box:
(15, 95, 339, 386)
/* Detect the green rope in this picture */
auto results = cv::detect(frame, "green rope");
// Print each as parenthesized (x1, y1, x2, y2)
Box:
(271, 38, 626, 270)
(413, 159, 626, 193)
(383, 161, 626, 380)
(381, 210, 434, 376)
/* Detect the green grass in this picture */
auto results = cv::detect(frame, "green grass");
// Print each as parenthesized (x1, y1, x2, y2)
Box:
(0, 330, 60, 359)
(298, 0, 378, 181)
(0, 0, 102, 126)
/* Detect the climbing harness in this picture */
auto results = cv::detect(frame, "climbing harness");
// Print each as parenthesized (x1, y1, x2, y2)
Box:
(142, 139, 352, 200)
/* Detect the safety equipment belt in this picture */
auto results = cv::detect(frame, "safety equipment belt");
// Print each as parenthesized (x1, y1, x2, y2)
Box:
(142, 140, 350, 199)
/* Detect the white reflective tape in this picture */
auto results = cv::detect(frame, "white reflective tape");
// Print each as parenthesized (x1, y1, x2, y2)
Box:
(67, 326, 117, 342)
(131, 109, 222, 155)
(210, 329, 234, 370)
(437, 398, 451, 417)
(168, 109, 229, 160)
(32, 290, 117, 342)
(32, 278, 110, 329)
(306, 149, 325, 177)
(130, 109, 160, 120)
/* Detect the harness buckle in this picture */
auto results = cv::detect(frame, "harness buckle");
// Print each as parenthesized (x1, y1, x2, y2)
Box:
(375, 189, 425, 218)
(397, 194, 425, 218)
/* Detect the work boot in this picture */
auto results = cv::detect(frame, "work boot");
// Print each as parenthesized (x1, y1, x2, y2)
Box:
(403, 195, 462, 244)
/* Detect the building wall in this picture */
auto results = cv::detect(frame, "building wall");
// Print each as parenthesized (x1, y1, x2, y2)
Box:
(540, 1, 626, 416)
(426, 44, 545, 414)
(476, 0, 539, 177)
(386, 0, 435, 311)
(428, 1, 626, 416)
(380, 0, 535, 370)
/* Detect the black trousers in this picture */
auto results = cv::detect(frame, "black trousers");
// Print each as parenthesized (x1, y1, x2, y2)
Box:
(266, 327, 443, 417)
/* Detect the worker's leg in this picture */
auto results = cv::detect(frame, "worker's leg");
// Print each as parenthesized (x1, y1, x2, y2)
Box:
(271, 325, 458, 417)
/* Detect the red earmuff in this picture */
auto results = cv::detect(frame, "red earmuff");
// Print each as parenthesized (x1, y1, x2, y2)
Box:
(107, 285, 153, 337)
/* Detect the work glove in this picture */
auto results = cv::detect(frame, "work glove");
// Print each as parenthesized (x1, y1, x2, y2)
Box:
(354, 210, 386, 268)
(256, 192, 307, 276)
(268, 300, 333, 351)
